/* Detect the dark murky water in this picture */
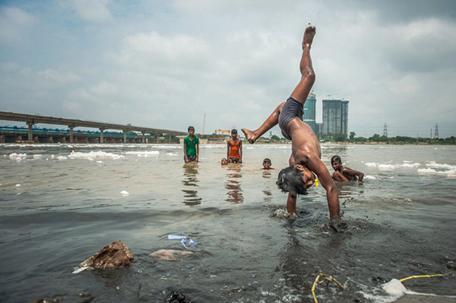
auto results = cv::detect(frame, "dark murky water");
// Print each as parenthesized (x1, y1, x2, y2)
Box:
(0, 143, 455, 302)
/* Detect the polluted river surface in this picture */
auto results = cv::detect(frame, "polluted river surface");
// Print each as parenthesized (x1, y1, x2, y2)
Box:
(0, 143, 455, 303)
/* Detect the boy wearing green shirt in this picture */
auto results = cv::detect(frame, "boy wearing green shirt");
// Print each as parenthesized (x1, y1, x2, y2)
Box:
(184, 126, 199, 163)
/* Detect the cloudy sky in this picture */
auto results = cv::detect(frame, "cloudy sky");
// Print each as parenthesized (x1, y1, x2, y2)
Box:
(0, 0, 455, 137)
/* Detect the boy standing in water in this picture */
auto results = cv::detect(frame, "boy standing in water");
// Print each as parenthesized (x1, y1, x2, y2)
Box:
(227, 129, 242, 163)
(331, 155, 364, 183)
(242, 25, 343, 229)
(184, 126, 199, 163)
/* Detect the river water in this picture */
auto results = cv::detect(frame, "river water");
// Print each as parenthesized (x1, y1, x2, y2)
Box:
(0, 143, 455, 303)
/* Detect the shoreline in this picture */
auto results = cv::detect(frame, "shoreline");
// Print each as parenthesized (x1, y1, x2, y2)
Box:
(1, 141, 455, 146)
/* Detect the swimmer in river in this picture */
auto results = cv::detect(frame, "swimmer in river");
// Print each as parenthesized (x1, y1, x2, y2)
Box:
(331, 155, 364, 183)
(227, 129, 242, 163)
(221, 158, 229, 166)
(184, 126, 199, 163)
(263, 158, 273, 170)
(241, 25, 343, 229)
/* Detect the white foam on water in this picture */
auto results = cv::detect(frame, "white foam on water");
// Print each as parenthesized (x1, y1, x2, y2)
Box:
(68, 151, 124, 160)
(418, 162, 456, 178)
(32, 154, 43, 159)
(364, 175, 377, 180)
(125, 151, 159, 157)
(200, 144, 224, 149)
(155, 145, 181, 149)
(378, 164, 396, 171)
(9, 153, 27, 161)
(96, 160, 103, 164)
(401, 162, 420, 168)
(120, 190, 129, 197)
(15, 183, 21, 187)
(166, 152, 178, 156)
(365, 162, 421, 171)
(418, 168, 437, 174)
(426, 161, 456, 170)
(57, 155, 68, 160)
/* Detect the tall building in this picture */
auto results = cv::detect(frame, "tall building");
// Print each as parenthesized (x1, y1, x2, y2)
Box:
(321, 99, 349, 138)
(303, 93, 319, 136)
(303, 93, 316, 121)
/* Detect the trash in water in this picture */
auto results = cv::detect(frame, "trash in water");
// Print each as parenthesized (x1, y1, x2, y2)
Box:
(73, 240, 133, 274)
(382, 278, 407, 297)
(180, 238, 197, 249)
(150, 249, 194, 261)
(166, 234, 197, 249)
(167, 234, 188, 240)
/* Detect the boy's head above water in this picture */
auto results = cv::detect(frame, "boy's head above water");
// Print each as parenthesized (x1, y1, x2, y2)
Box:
(263, 158, 272, 169)
(277, 165, 315, 195)
(188, 126, 195, 136)
(221, 158, 228, 165)
(331, 155, 342, 171)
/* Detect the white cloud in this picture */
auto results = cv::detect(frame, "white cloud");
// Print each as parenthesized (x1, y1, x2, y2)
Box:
(68, 0, 111, 22)
(0, 6, 35, 42)
(0, 1, 455, 137)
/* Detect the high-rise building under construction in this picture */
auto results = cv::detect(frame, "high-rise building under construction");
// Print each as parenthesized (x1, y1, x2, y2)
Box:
(303, 93, 319, 135)
(321, 99, 349, 138)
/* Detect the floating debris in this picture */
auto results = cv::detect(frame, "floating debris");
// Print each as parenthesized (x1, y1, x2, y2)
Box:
(150, 249, 194, 261)
(73, 240, 133, 273)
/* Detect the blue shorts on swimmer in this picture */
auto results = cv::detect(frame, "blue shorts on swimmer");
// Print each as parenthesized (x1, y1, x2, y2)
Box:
(278, 97, 303, 140)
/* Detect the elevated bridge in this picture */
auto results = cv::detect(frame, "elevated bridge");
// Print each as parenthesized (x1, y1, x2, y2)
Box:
(0, 111, 186, 143)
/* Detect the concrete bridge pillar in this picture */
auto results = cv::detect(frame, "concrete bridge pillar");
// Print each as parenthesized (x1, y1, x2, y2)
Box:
(123, 130, 127, 144)
(69, 126, 74, 143)
(27, 121, 34, 142)
(99, 128, 104, 144)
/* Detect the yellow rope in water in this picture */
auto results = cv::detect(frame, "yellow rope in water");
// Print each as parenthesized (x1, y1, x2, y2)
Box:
(311, 273, 344, 303)
(399, 273, 447, 283)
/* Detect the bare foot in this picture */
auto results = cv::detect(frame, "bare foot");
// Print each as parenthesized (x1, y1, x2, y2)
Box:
(302, 25, 316, 48)
(241, 128, 257, 144)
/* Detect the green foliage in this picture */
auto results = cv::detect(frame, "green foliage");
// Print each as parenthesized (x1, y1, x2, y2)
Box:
(271, 134, 281, 141)
(339, 133, 456, 145)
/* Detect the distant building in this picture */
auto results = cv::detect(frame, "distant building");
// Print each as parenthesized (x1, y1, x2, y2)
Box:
(214, 129, 232, 136)
(303, 93, 316, 121)
(303, 93, 319, 136)
(321, 99, 349, 138)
